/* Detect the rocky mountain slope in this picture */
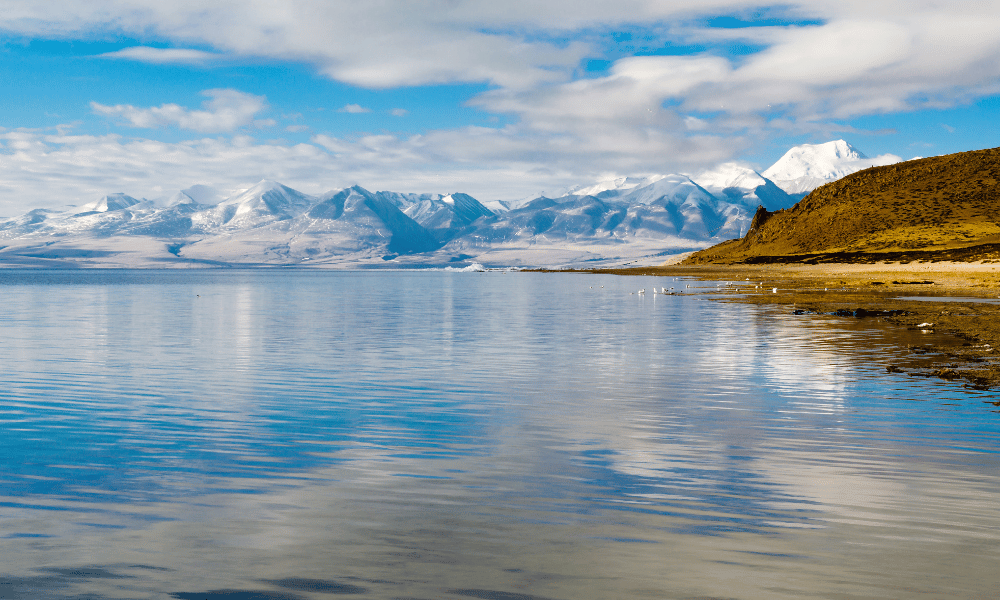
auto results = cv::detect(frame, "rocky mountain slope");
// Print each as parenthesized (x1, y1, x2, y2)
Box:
(685, 146, 1000, 265)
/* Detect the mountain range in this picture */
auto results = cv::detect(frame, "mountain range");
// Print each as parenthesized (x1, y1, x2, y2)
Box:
(0, 140, 901, 269)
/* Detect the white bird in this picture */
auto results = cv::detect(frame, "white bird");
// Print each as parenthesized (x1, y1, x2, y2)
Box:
(638, 289, 645, 294)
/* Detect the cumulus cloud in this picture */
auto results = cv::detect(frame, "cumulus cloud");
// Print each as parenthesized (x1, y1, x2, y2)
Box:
(1, 1, 997, 110)
(0, 123, 738, 216)
(338, 104, 370, 114)
(3, 2, 999, 125)
(91, 89, 268, 133)
(462, 2, 1000, 162)
(0, 1, 999, 205)
(389, 108, 408, 117)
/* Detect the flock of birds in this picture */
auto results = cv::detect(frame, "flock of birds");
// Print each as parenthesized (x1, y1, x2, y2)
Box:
(633, 287, 681, 295)
(609, 277, 780, 296)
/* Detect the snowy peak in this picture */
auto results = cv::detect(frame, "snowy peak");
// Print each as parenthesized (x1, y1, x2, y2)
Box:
(165, 191, 198, 207)
(307, 187, 349, 220)
(695, 163, 769, 192)
(213, 179, 316, 227)
(568, 175, 665, 198)
(441, 193, 494, 225)
(614, 174, 715, 206)
(762, 140, 900, 195)
(394, 192, 493, 242)
(692, 163, 793, 211)
(79, 193, 143, 213)
(222, 180, 314, 213)
(763, 140, 867, 182)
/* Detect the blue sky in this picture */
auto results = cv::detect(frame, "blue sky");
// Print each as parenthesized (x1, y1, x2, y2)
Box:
(0, 1, 998, 214)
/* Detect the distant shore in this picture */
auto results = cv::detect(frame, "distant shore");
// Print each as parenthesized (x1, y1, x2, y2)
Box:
(589, 261, 1000, 391)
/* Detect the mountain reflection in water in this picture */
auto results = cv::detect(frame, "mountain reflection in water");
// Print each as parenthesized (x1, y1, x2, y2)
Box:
(0, 269, 997, 600)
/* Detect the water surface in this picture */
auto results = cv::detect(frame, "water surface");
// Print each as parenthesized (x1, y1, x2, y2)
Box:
(0, 269, 998, 599)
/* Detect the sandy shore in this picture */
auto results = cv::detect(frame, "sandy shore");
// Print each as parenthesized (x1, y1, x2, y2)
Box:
(589, 262, 1000, 391)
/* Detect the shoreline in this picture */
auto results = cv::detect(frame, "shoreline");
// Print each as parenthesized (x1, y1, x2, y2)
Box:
(588, 262, 1000, 391)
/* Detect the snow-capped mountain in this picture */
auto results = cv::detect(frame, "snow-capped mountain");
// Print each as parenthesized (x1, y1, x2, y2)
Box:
(455, 173, 762, 256)
(762, 140, 901, 196)
(0, 140, 891, 269)
(566, 175, 666, 198)
(389, 191, 495, 243)
(207, 180, 315, 229)
(693, 163, 794, 211)
(80, 193, 145, 213)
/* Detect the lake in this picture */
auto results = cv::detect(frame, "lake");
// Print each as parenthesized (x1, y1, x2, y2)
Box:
(0, 269, 998, 599)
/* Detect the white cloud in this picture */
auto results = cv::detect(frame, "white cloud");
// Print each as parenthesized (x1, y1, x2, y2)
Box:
(0, 124, 738, 216)
(97, 46, 221, 64)
(389, 108, 408, 117)
(461, 2, 1000, 157)
(338, 104, 370, 114)
(1, 0, 997, 109)
(0, 1, 757, 90)
(0, 1, 999, 207)
(285, 124, 309, 132)
(91, 89, 268, 133)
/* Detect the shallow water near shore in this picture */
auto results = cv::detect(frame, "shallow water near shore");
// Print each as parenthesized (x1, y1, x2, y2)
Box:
(1, 269, 998, 599)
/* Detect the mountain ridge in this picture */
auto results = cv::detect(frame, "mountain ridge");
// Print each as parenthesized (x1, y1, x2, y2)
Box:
(0, 140, 904, 268)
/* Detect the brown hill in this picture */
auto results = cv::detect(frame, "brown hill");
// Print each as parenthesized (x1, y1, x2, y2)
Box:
(685, 146, 1000, 264)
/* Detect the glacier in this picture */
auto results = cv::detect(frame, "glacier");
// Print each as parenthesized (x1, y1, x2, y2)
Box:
(0, 140, 896, 269)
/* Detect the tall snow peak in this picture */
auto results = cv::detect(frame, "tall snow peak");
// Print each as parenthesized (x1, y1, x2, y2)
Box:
(165, 191, 197, 207)
(763, 140, 866, 181)
(79, 193, 142, 213)
(568, 175, 665, 198)
(223, 180, 311, 207)
(220, 180, 315, 219)
(763, 140, 901, 195)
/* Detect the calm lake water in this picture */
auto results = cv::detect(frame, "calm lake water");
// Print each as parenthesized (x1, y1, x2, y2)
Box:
(0, 269, 998, 600)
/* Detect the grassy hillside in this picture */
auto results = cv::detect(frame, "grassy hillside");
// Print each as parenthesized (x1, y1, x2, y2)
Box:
(685, 146, 1000, 264)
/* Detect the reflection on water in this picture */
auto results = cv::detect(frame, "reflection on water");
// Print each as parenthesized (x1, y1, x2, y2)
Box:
(0, 270, 998, 599)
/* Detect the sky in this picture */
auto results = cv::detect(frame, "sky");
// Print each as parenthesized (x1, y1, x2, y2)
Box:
(1, 0, 999, 215)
